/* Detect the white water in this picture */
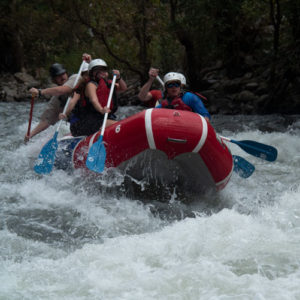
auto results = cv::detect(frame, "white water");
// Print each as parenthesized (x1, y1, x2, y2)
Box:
(1, 102, 300, 299)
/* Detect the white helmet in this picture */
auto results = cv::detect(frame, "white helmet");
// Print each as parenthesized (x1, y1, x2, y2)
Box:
(163, 72, 183, 85)
(81, 61, 89, 73)
(176, 72, 186, 86)
(88, 58, 108, 72)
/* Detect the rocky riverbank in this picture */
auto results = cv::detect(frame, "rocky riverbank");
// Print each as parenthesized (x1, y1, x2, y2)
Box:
(1, 66, 299, 115)
(0, 72, 41, 102)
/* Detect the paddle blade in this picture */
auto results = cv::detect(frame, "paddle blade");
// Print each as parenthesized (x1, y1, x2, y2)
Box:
(234, 140, 278, 162)
(86, 137, 106, 173)
(233, 155, 255, 178)
(34, 132, 58, 174)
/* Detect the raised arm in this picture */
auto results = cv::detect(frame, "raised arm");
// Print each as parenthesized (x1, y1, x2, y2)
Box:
(138, 68, 159, 102)
(112, 69, 127, 93)
(82, 53, 92, 63)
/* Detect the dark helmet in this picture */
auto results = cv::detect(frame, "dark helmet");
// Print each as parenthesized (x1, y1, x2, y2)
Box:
(49, 63, 66, 78)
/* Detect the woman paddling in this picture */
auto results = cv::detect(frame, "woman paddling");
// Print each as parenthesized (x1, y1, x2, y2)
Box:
(60, 58, 127, 136)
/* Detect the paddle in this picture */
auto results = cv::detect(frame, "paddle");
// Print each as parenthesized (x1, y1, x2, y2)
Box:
(152, 75, 165, 107)
(86, 74, 117, 173)
(233, 155, 255, 178)
(156, 75, 164, 88)
(34, 60, 86, 174)
(220, 136, 278, 162)
(26, 94, 35, 139)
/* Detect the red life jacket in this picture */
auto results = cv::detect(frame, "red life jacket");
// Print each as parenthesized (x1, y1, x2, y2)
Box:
(160, 94, 192, 111)
(96, 78, 118, 114)
(71, 79, 118, 121)
(160, 91, 207, 111)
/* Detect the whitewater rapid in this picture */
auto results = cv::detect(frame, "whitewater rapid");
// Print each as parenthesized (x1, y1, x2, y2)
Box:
(1, 102, 300, 299)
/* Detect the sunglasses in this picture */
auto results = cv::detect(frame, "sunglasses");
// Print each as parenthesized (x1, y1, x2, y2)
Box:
(166, 82, 180, 88)
(93, 67, 108, 72)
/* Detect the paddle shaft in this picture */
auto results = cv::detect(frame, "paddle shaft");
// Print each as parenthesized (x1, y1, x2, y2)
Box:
(55, 60, 86, 133)
(156, 75, 164, 88)
(27, 95, 35, 136)
(99, 74, 117, 137)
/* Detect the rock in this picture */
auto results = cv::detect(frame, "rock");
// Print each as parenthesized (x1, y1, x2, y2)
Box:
(222, 78, 242, 93)
(243, 72, 253, 79)
(256, 83, 268, 95)
(118, 79, 140, 106)
(260, 68, 270, 79)
(244, 55, 256, 66)
(210, 81, 222, 90)
(208, 104, 219, 114)
(199, 89, 215, 103)
(14, 72, 40, 87)
(212, 96, 235, 114)
(1, 86, 18, 102)
(237, 90, 257, 103)
(206, 79, 218, 85)
(0, 71, 49, 102)
(243, 103, 256, 114)
(257, 94, 269, 105)
(0, 90, 6, 101)
(245, 82, 259, 91)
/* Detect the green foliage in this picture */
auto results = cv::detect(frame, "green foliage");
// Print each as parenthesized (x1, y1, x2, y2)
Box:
(0, 0, 299, 89)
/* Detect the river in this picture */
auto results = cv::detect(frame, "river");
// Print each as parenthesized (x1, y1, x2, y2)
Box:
(1, 102, 300, 299)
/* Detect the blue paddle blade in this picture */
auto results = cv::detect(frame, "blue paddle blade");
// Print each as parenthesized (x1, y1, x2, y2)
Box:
(34, 132, 58, 174)
(86, 136, 106, 173)
(233, 139, 278, 162)
(233, 155, 255, 178)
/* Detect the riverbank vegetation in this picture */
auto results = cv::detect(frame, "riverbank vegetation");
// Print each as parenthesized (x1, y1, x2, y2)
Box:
(0, 0, 299, 113)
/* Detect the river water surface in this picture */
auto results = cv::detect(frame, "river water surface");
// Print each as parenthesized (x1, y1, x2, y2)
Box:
(1, 102, 300, 299)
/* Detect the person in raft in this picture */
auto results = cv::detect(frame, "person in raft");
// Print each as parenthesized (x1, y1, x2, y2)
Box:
(138, 68, 211, 121)
(59, 58, 127, 137)
(24, 53, 91, 142)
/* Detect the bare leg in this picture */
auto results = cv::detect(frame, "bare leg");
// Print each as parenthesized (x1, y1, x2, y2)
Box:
(24, 120, 50, 142)
(105, 119, 117, 128)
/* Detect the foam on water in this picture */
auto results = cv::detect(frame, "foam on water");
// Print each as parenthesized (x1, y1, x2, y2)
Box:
(1, 197, 300, 299)
(1, 103, 300, 299)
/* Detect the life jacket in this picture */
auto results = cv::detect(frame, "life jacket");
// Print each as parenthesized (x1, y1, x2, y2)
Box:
(95, 78, 118, 114)
(70, 89, 95, 124)
(160, 91, 207, 112)
(70, 79, 118, 123)
(160, 92, 192, 111)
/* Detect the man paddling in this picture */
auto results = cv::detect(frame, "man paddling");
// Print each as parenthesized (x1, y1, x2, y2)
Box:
(24, 53, 91, 142)
(138, 68, 211, 121)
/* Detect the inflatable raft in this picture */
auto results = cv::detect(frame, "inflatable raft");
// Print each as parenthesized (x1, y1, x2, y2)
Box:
(54, 108, 234, 192)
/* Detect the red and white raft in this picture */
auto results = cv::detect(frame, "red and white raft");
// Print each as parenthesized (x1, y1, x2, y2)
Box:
(55, 109, 233, 192)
